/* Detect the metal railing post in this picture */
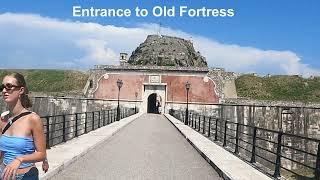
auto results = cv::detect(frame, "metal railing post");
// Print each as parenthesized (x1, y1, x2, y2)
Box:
(194, 115, 197, 129)
(62, 115, 66, 142)
(274, 131, 283, 178)
(110, 110, 114, 123)
(46, 117, 50, 149)
(194, 114, 196, 129)
(92, 111, 95, 130)
(182, 113, 184, 123)
(315, 142, 320, 180)
(103, 110, 106, 126)
(203, 116, 206, 134)
(111, 110, 113, 123)
(223, 121, 227, 146)
(98, 111, 101, 128)
(191, 114, 193, 127)
(235, 123, 240, 154)
(85, 112, 88, 133)
(250, 127, 257, 163)
(208, 117, 211, 137)
(108, 110, 110, 124)
(111, 110, 113, 122)
(75, 113, 78, 137)
(193, 115, 197, 129)
(198, 116, 201, 132)
(215, 118, 218, 141)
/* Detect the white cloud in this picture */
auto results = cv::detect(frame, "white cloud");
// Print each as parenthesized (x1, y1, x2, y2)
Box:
(0, 13, 319, 76)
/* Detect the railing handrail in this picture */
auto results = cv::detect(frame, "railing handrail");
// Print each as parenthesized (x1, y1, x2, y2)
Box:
(40, 110, 109, 119)
(42, 107, 138, 149)
(188, 114, 320, 143)
(170, 109, 320, 179)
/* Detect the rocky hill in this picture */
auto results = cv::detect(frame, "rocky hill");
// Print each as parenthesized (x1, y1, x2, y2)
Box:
(128, 35, 208, 67)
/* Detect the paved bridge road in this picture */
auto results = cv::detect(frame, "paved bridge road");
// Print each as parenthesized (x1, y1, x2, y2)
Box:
(51, 114, 222, 180)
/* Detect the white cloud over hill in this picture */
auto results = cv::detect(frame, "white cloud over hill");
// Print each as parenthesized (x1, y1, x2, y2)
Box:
(0, 13, 318, 76)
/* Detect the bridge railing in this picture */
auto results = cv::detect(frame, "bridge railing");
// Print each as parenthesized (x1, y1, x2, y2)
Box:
(170, 110, 320, 179)
(42, 107, 137, 149)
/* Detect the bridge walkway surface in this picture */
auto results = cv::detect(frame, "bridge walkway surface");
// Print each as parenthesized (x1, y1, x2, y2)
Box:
(49, 114, 221, 180)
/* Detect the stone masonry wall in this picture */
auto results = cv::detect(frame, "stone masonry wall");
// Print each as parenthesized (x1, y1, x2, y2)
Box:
(219, 99, 320, 174)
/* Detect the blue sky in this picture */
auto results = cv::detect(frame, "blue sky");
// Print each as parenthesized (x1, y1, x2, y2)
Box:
(0, 0, 319, 76)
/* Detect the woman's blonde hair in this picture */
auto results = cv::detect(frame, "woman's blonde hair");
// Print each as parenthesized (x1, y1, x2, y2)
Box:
(7, 72, 32, 108)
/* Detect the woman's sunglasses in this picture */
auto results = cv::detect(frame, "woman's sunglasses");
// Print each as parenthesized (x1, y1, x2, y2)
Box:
(0, 83, 21, 91)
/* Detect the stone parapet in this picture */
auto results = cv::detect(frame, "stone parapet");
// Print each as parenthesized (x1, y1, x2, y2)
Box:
(224, 98, 320, 108)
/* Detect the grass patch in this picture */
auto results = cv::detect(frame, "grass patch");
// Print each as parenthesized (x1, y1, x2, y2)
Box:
(0, 69, 88, 94)
(236, 74, 320, 102)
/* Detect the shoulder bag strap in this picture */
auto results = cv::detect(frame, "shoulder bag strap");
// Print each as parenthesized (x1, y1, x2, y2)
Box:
(2, 111, 32, 134)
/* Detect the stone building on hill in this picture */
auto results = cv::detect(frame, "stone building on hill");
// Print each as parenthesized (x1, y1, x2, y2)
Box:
(84, 35, 237, 114)
(128, 35, 207, 67)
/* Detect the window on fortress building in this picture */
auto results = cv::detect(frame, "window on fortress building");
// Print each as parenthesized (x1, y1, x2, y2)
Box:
(89, 80, 93, 88)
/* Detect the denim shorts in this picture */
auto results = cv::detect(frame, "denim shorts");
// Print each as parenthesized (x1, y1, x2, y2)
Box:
(0, 164, 38, 180)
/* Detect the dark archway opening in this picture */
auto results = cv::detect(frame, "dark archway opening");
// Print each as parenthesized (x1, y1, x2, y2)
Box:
(147, 93, 158, 113)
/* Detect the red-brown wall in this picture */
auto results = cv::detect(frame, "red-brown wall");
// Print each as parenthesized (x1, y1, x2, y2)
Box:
(94, 74, 146, 100)
(162, 75, 218, 103)
(94, 73, 218, 103)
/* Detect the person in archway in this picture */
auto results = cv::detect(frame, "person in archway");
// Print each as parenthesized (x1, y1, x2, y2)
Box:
(0, 72, 47, 180)
(156, 101, 161, 114)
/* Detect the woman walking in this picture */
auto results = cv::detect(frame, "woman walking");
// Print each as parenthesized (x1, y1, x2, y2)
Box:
(0, 73, 46, 180)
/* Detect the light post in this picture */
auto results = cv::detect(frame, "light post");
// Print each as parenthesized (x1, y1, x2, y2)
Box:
(116, 79, 123, 121)
(185, 81, 191, 125)
(135, 92, 138, 114)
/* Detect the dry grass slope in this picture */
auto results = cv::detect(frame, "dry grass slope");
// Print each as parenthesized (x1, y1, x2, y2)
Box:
(236, 74, 320, 102)
(0, 70, 89, 96)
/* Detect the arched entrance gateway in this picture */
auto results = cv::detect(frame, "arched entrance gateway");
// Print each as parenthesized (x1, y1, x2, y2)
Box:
(147, 93, 157, 113)
(147, 93, 163, 114)
(142, 83, 166, 114)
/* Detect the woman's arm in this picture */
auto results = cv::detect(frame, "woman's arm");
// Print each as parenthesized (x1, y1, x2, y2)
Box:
(0, 112, 6, 159)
